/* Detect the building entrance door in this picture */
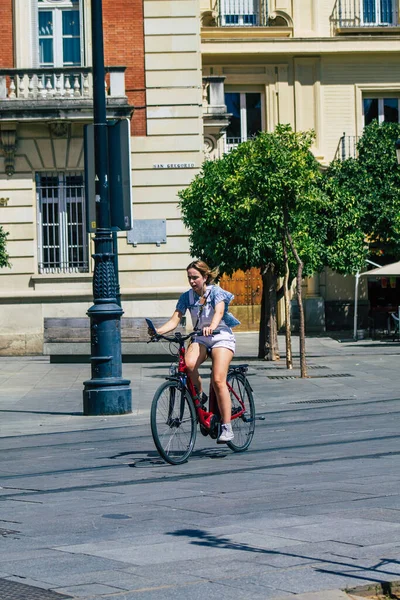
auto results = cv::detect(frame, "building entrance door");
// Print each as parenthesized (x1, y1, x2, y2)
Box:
(220, 268, 262, 331)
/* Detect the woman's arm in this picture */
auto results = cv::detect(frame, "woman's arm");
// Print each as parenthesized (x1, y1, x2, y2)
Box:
(202, 301, 224, 337)
(154, 310, 182, 335)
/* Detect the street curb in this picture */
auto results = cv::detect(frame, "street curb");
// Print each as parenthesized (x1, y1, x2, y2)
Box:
(276, 591, 353, 600)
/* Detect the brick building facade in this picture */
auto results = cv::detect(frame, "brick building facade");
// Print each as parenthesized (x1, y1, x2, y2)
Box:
(103, 0, 146, 135)
(0, 1, 13, 67)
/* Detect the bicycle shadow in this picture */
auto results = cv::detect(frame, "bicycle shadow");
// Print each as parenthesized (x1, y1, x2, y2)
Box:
(108, 447, 230, 468)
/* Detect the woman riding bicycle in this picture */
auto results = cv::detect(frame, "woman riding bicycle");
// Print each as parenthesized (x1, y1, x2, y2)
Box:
(150, 260, 240, 444)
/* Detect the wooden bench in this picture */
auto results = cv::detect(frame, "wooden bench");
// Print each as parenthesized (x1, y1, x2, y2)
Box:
(44, 317, 185, 361)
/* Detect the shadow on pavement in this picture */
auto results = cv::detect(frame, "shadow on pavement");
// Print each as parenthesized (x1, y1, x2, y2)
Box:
(167, 528, 400, 586)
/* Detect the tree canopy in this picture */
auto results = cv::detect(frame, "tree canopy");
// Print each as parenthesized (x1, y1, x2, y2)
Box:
(324, 120, 400, 272)
(0, 226, 9, 269)
(178, 124, 328, 279)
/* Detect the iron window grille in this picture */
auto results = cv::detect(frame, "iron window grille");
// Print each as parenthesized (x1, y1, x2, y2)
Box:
(36, 171, 89, 274)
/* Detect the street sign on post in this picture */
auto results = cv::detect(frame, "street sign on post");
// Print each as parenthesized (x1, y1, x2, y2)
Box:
(84, 118, 132, 233)
(108, 118, 132, 231)
(84, 124, 96, 233)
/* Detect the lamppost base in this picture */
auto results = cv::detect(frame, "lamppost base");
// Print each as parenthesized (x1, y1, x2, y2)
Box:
(83, 379, 132, 415)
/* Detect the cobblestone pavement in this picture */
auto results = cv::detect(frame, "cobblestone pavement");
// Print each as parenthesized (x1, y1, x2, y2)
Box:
(1, 334, 400, 599)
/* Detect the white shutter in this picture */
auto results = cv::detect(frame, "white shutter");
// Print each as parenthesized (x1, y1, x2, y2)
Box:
(31, 0, 39, 68)
(79, 0, 85, 66)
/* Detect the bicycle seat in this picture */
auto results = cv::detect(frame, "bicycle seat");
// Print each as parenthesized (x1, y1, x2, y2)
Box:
(228, 364, 249, 374)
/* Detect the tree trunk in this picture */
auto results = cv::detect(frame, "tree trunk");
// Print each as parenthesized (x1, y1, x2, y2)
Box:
(282, 236, 293, 370)
(258, 264, 280, 361)
(286, 230, 308, 378)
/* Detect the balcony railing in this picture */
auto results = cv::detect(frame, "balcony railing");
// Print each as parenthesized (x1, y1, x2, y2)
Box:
(218, 0, 268, 26)
(334, 134, 359, 160)
(0, 66, 126, 101)
(331, 0, 399, 31)
(225, 136, 243, 151)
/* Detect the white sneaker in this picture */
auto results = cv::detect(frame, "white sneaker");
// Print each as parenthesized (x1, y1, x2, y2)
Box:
(217, 423, 234, 444)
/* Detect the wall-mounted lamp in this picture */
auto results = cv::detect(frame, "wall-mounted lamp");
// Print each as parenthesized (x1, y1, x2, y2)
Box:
(0, 129, 17, 177)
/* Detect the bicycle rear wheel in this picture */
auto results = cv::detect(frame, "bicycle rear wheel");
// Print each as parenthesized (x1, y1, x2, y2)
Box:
(226, 372, 255, 452)
(150, 380, 197, 465)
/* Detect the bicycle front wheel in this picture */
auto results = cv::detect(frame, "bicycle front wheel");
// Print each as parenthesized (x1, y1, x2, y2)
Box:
(227, 372, 255, 452)
(150, 380, 197, 465)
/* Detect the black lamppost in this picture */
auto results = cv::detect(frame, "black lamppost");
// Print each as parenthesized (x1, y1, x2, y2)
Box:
(83, 0, 131, 415)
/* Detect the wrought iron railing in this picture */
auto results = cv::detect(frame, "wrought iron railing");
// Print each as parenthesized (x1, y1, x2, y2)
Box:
(331, 0, 399, 30)
(334, 134, 359, 160)
(218, 0, 268, 26)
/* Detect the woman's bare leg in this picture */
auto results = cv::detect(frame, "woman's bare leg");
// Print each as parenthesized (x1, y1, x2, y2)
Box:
(211, 347, 234, 423)
(185, 342, 208, 396)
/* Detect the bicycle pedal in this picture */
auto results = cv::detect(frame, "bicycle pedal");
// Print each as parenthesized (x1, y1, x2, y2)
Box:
(208, 415, 220, 440)
(199, 424, 209, 437)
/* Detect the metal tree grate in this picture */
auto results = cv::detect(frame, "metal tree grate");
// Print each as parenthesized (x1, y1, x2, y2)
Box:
(267, 373, 353, 380)
(313, 373, 353, 378)
(255, 365, 329, 370)
(0, 579, 71, 600)
(291, 398, 354, 404)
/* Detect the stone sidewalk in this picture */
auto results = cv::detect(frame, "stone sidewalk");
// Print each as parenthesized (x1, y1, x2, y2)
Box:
(1, 333, 400, 599)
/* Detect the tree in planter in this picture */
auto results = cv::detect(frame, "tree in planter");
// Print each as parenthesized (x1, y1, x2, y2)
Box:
(0, 226, 10, 269)
(247, 125, 328, 376)
(179, 125, 328, 374)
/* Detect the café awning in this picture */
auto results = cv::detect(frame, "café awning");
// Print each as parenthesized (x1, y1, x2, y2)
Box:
(360, 261, 400, 277)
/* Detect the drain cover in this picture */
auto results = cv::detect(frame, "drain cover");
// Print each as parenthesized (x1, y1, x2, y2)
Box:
(0, 578, 71, 600)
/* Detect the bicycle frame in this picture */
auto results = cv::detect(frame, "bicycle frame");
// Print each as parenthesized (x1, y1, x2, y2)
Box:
(169, 340, 246, 432)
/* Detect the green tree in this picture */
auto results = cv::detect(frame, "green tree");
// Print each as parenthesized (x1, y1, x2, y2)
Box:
(0, 226, 10, 269)
(179, 125, 328, 373)
(324, 121, 400, 274)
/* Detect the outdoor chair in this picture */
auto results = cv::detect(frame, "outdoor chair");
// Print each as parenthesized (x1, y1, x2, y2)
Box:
(389, 312, 400, 341)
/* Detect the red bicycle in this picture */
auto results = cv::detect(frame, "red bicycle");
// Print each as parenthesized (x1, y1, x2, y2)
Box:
(149, 329, 256, 465)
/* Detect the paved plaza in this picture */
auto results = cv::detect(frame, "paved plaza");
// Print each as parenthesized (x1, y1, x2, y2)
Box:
(1, 333, 400, 599)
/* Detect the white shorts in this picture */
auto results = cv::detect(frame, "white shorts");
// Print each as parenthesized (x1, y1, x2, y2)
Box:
(193, 330, 236, 354)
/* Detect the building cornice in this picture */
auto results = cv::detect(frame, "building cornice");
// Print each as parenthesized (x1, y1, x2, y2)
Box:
(201, 34, 400, 55)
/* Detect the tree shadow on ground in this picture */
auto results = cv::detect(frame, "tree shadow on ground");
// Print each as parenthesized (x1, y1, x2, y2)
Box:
(167, 528, 400, 586)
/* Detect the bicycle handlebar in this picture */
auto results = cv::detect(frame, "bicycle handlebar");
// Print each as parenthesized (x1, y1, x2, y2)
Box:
(148, 328, 221, 344)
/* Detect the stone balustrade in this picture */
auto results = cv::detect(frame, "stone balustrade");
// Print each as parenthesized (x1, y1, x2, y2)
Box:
(0, 66, 126, 101)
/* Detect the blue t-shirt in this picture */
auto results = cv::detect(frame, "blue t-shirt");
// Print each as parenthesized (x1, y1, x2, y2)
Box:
(176, 285, 240, 331)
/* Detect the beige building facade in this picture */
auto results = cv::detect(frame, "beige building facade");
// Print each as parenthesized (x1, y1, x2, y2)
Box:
(201, 0, 400, 331)
(0, 0, 399, 354)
